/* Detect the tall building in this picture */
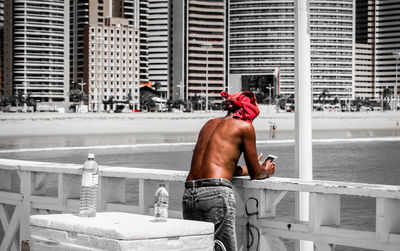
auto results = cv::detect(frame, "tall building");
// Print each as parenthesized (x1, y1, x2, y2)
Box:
(70, 0, 141, 111)
(355, 43, 375, 99)
(228, 1, 294, 97)
(4, 0, 70, 102)
(148, 0, 170, 99)
(85, 18, 140, 112)
(70, 0, 112, 85)
(310, 0, 355, 100)
(138, 0, 149, 85)
(228, 0, 355, 101)
(374, 0, 400, 101)
(0, 0, 3, 96)
(184, 0, 226, 104)
(354, 0, 375, 99)
(111, 0, 149, 88)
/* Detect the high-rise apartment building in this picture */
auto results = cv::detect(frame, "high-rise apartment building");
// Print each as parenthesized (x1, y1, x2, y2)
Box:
(228, 0, 355, 101)
(148, 0, 169, 99)
(228, 1, 294, 96)
(70, 0, 112, 85)
(355, 0, 375, 99)
(0, 0, 3, 96)
(138, 0, 149, 84)
(85, 18, 140, 112)
(4, 0, 70, 101)
(70, 0, 141, 110)
(111, 0, 148, 86)
(355, 43, 375, 98)
(183, 0, 226, 104)
(374, 0, 400, 100)
(310, 0, 355, 100)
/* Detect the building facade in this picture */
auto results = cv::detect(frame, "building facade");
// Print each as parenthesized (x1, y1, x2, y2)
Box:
(185, 0, 226, 104)
(354, 0, 375, 99)
(228, 0, 355, 101)
(355, 43, 375, 99)
(374, 0, 400, 101)
(4, 0, 70, 102)
(148, 0, 170, 99)
(70, 0, 112, 86)
(85, 18, 140, 112)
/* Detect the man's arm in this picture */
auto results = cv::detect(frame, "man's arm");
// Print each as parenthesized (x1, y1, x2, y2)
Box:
(240, 123, 275, 180)
(234, 165, 248, 176)
(234, 154, 263, 176)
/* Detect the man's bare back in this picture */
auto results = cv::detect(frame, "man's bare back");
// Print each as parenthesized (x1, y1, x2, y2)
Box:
(186, 114, 275, 182)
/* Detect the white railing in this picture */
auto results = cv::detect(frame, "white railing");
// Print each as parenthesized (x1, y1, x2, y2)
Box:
(0, 158, 400, 251)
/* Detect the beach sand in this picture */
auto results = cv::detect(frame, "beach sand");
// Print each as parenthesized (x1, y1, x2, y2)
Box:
(1, 108, 400, 137)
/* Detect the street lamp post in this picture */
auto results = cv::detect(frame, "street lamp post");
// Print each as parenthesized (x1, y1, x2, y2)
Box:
(202, 43, 212, 112)
(177, 82, 184, 111)
(23, 82, 28, 113)
(393, 52, 400, 110)
(78, 81, 86, 113)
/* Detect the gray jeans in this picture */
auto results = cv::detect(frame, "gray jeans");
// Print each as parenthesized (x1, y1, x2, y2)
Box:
(182, 178, 237, 251)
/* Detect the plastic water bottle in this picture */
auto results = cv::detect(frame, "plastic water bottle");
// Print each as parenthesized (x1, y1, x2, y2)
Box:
(79, 153, 99, 217)
(154, 184, 168, 221)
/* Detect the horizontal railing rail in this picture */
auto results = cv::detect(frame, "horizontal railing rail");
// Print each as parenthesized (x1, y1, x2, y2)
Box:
(0, 158, 400, 251)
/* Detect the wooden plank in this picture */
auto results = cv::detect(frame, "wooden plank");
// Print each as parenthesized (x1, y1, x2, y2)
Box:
(318, 226, 382, 250)
(31, 201, 63, 212)
(18, 170, 31, 241)
(101, 166, 187, 181)
(260, 217, 383, 250)
(238, 177, 400, 199)
(376, 198, 400, 242)
(310, 193, 340, 233)
(0, 158, 81, 174)
(0, 204, 19, 251)
(139, 179, 145, 213)
(0, 191, 23, 205)
(0, 203, 20, 251)
(31, 195, 59, 205)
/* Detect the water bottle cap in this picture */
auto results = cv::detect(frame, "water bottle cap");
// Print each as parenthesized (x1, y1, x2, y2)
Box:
(88, 153, 95, 159)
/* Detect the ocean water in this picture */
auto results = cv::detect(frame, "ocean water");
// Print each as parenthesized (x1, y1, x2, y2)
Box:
(0, 130, 399, 251)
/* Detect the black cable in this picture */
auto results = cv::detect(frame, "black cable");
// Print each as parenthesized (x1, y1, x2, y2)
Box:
(245, 197, 260, 250)
(245, 197, 259, 216)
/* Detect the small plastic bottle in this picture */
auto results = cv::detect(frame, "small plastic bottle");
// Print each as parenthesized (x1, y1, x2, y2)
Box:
(79, 153, 99, 217)
(154, 184, 169, 221)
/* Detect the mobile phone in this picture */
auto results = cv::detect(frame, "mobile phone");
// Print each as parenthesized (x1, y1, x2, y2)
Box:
(264, 154, 277, 163)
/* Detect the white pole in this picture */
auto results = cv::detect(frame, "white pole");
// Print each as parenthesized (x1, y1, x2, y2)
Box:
(396, 55, 399, 110)
(295, 1, 313, 251)
(206, 47, 209, 112)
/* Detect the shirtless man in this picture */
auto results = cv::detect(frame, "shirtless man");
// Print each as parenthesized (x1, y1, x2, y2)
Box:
(182, 91, 275, 251)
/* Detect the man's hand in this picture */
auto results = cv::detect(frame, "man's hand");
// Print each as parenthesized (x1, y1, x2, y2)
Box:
(262, 160, 275, 177)
(259, 153, 275, 178)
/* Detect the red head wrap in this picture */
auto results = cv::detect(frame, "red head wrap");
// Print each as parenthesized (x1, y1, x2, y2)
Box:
(220, 91, 260, 123)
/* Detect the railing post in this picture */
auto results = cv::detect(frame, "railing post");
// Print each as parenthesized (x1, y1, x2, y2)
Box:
(18, 168, 32, 243)
(240, 188, 287, 251)
(310, 193, 340, 251)
(59, 173, 81, 213)
(376, 198, 400, 251)
(139, 179, 157, 215)
(99, 176, 126, 211)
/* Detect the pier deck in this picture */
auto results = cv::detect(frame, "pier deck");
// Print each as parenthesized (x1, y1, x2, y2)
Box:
(1, 158, 400, 250)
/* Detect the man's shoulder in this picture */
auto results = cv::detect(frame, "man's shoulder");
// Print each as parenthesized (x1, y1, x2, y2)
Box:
(225, 117, 254, 132)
